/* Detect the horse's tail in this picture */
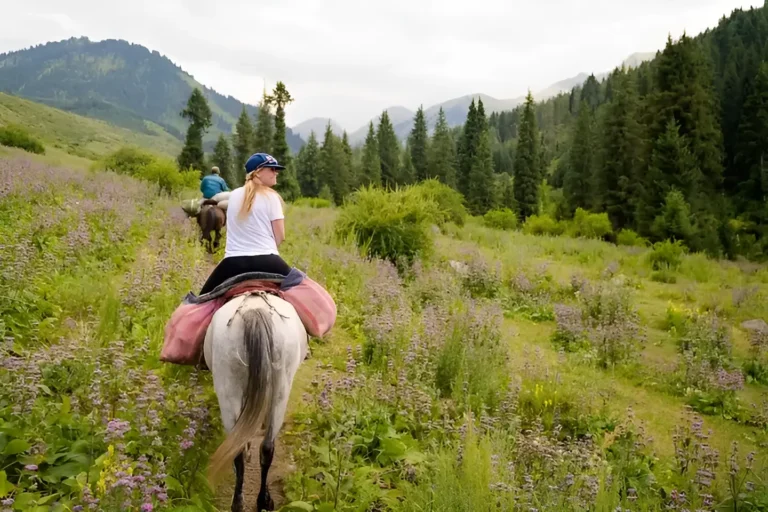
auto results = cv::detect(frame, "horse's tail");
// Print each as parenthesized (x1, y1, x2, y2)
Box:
(207, 307, 274, 481)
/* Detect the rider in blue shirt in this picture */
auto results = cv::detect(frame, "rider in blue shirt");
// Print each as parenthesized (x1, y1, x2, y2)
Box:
(200, 166, 230, 199)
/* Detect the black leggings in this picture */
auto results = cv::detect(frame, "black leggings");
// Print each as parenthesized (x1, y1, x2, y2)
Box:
(199, 254, 291, 295)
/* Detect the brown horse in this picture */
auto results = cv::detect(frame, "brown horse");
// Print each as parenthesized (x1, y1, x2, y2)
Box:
(196, 200, 226, 253)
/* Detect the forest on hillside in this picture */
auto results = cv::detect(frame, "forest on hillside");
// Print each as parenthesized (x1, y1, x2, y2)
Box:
(260, 4, 768, 262)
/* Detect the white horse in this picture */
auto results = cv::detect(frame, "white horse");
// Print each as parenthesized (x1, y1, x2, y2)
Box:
(203, 291, 306, 512)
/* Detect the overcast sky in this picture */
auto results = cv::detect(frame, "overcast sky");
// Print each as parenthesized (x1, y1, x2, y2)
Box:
(0, 0, 762, 130)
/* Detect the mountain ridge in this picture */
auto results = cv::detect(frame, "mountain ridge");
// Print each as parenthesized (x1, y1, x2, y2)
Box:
(0, 37, 304, 154)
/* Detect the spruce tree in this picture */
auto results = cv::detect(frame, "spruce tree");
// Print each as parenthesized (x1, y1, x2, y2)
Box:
(399, 145, 416, 185)
(564, 100, 594, 215)
(734, 62, 768, 217)
(458, 99, 479, 196)
(580, 74, 601, 111)
(233, 106, 254, 183)
(295, 131, 322, 197)
(409, 106, 429, 181)
(513, 92, 541, 220)
(253, 90, 274, 154)
(320, 124, 350, 204)
(636, 118, 699, 236)
(268, 81, 293, 165)
(341, 131, 357, 190)
(212, 134, 235, 187)
(467, 129, 496, 215)
(377, 111, 400, 188)
(177, 88, 212, 173)
(598, 70, 646, 229)
(427, 107, 457, 187)
(360, 122, 382, 187)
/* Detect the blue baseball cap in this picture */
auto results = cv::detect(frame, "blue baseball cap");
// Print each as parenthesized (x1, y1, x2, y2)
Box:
(245, 153, 285, 173)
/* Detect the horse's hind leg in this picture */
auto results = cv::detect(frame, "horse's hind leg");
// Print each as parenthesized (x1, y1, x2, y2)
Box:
(231, 452, 245, 512)
(256, 378, 291, 511)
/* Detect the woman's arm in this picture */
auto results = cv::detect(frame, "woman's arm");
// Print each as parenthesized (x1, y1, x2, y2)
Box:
(271, 218, 285, 247)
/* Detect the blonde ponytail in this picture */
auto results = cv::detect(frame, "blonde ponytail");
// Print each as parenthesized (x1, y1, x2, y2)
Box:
(237, 171, 285, 221)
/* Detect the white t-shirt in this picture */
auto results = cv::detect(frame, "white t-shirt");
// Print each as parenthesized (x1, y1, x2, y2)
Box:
(224, 187, 284, 258)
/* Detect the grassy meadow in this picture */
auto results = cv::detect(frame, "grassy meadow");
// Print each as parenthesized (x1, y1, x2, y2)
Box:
(0, 145, 767, 511)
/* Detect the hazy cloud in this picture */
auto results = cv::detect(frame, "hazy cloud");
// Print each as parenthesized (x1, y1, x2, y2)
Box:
(0, 0, 762, 130)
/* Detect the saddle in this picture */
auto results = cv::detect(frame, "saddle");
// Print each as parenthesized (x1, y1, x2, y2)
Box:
(161, 269, 336, 368)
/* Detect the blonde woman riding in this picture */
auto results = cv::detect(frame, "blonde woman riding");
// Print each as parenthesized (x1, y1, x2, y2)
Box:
(199, 153, 290, 295)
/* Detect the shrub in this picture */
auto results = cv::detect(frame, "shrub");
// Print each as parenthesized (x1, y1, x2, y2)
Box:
(568, 208, 613, 239)
(293, 197, 333, 208)
(647, 239, 687, 271)
(522, 214, 564, 236)
(412, 179, 468, 226)
(483, 208, 518, 230)
(335, 185, 440, 269)
(617, 229, 649, 247)
(98, 146, 197, 194)
(0, 124, 45, 154)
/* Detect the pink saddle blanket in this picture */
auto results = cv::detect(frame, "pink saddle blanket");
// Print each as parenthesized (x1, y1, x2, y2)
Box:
(161, 277, 336, 367)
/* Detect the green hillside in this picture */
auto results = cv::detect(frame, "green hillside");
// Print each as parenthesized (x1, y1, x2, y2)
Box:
(0, 92, 181, 158)
(0, 37, 304, 153)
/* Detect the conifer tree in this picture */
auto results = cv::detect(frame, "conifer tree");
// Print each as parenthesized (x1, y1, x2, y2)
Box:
(467, 129, 496, 214)
(212, 134, 235, 187)
(295, 131, 321, 197)
(320, 124, 350, 204)
(564, 100, 594, 215)
(734, 62, 768, 217)
(399, 145, 416, 185)
(253, 90, 274, 154)
(268, 81, 293, 165)
(580, 74, 601, 111)
(233, 106, 254, 183)
(360, 122, 381, 187)
(458, 99, 479, 196)
(377, 111, 400, 187)
(598, 70, 645, 229)
(177, 88, 212, 173)
(427, 107, 457, 187)
(513, 92, 541, 220)
(409, 106, 429, 181)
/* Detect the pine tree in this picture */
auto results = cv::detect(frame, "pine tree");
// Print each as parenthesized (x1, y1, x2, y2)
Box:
(267, 81, 293, 165)
(399, 145, 416, 185)
(580, 74, 601, 111)
(467, 129, 496, 215)
(734, 62, 768, 217)
(341, 131, 354, 183)
(295, 131, 322, 197)
(564, 100, 594, 215)
(409, 106, 429, 181)
(360, 122, 381, 187)
(253, 90, 274, 154)
(212, 134, 235, 187)
(320, 124, 351, 204)
(636, 118, 698, 236)
(513, 92, 541, 220)
(427, 107, 457, 187)
(233, 106, 254, 183)
(458, 99, 479, 196)
(177, 88, 212, 173)
(598, 70, 646, 229)
(377, 111, 400, 188)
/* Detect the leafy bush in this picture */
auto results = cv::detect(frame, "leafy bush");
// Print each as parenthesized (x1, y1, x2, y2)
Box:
(648, 239, 687, 271)
(617, 229, 649, 247)
(98, 146, 197, 194)
(0, 124, 45, 154)
(522, 214, 564, 236)
(335, 186, 440, 269)
(293, 197, 333, 208)
(483, 208, 518, 230)
(412, 179, 468, 226)
(568, 208, 613, 239)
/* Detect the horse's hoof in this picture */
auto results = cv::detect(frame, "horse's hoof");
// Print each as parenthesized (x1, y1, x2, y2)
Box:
(231, 494, 244, 512)
(256, 491, 274, 512)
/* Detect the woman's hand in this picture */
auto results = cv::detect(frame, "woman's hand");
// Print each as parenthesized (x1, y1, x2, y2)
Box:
(271, 219, 285, 246)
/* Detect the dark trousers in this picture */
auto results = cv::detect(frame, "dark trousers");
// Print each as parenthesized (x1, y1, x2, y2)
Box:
(199, 254, 291, 295)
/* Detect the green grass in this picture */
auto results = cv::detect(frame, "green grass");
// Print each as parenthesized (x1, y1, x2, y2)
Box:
(0, 92, 181, 159)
